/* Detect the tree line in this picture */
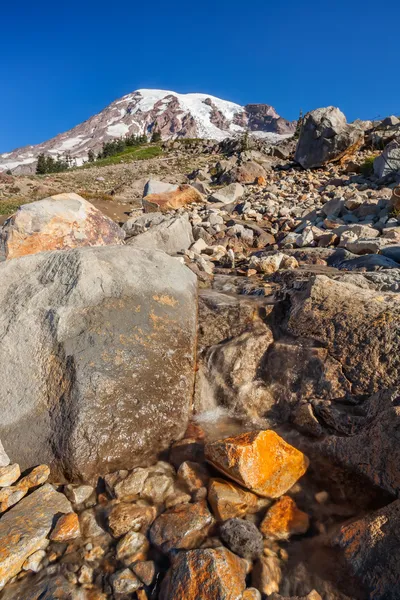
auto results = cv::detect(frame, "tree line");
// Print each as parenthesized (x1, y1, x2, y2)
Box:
(36, 127, 162, 174)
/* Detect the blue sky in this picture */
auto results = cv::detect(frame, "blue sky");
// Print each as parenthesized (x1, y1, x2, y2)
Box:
(1, 0, 399, 153)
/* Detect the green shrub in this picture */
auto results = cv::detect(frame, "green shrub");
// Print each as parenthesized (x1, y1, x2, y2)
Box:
(360, 155, 378, 176)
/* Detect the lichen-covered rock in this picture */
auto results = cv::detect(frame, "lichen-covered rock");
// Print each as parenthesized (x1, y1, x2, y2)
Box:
(143, 184, 203, 212)
(150, 501, 214, 553)
(0, 484, 71, 590)
(260, 495, 309, 540)
(0, 246, 197, 482)
(50, 512, 80, 541)
(205, 430, 309, 498)
(161, 547, 247, 600)
(0, 193, 124, 259)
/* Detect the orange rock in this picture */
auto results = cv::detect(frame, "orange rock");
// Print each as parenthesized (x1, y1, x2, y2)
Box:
(143, 185, 204, 212)
(255, 176, 266, 186)
(205, 430, 309, 498)
(16, 465, 50, 491)
(162, 547, 247, 599)
(208, 478, 259, 521)
(260, 495, 309, 540)
(1, 193, 124, 259)
(50, 512, 80, 542)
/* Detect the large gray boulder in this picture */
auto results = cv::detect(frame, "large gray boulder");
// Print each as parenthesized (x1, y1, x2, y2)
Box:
(0, 246, 197, 483)
(373, 140, 400, 177)
(295, 107, 363, 169)
(126, 214, 194, 254)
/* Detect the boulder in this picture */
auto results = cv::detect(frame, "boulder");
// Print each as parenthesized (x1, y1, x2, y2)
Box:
(209, 183, 245, 205)
(0, 193, 124, 260)
(142, 184, 203, 212)
(295, 107, 363, 169)
(0, 246, 197, 482)
(143, 179, 179, 197)
(127, 214, 194, 254)
(0, 484, 72, 590)
(161, 547, 247, 600)
(205, 430, 309, 498)
(286, 275, 400, 396)
(334, 499, 400, 599)
(374, 140, 400, 177)
(222, 161, 267, 185)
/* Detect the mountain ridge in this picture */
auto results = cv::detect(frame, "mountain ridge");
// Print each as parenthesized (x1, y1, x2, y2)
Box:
(0, 89, 295, 174)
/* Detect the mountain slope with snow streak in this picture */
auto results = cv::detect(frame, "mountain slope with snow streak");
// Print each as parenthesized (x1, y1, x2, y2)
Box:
(0, 89, 295, 173)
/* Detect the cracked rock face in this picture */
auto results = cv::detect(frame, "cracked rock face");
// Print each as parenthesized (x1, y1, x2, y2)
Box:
(0, 246, 197, 483)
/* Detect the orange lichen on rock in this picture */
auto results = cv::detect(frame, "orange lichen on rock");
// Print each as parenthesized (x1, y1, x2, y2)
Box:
(143, 185, 204, 212)
(162, 547, 247, 600)
(50, 512, 80, 542)
(205, 430, 309, 498)
(260, 495, 309, 539)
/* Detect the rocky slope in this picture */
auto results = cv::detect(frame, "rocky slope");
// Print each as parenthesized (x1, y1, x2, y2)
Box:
(0, 89, 295, 174)
(0, 106, 400, 599)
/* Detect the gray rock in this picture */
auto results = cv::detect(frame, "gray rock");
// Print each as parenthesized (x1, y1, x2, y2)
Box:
(209, 183, 245, 205)
(143, 179, 178, 197)
(0, 440, 10, 468)
(220, 518, 264, 559)
(0, 573, 77, 600)
(0, 484, 71, 590)
(374, 140, 400, 177)
(127, 214, 194, 254)
(295, 107, 363, 169)
(0, 246, 197, 482)
(123, 212, 166, 237)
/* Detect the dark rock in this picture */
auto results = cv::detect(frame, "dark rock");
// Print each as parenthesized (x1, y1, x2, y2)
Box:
(220, 518, 264, 559)
(334, 499, 400, 599)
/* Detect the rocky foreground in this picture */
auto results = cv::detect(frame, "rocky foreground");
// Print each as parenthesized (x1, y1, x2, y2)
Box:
(0, 107, 400, 599)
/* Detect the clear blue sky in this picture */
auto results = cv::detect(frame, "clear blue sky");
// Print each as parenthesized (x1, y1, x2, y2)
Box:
(1, 0, 399, 153)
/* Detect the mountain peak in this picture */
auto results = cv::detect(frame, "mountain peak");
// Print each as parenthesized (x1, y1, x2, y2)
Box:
(0, 89, 295, 174)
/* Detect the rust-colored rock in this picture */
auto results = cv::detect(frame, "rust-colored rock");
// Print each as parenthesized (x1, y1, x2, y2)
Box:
(108, 503, 156, 538)
(161, 547, 247, 600)
(143, 184, 203, 212)
(208, 478, 259, 521)
(178, 461, 210, 492)
(50, 512, 80, 541)
(205, 430, 309, 498)
(255, 176, 266, 186)
(0, 484, 71, 590)
(260, 495, 309, 540)
(0, 193, 124, 259)
(150, 501, 214, 553)
(17, 465, 50, 491)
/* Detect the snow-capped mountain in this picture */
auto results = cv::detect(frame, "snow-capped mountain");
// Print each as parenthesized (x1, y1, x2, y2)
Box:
(0, 89, 295, 173)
